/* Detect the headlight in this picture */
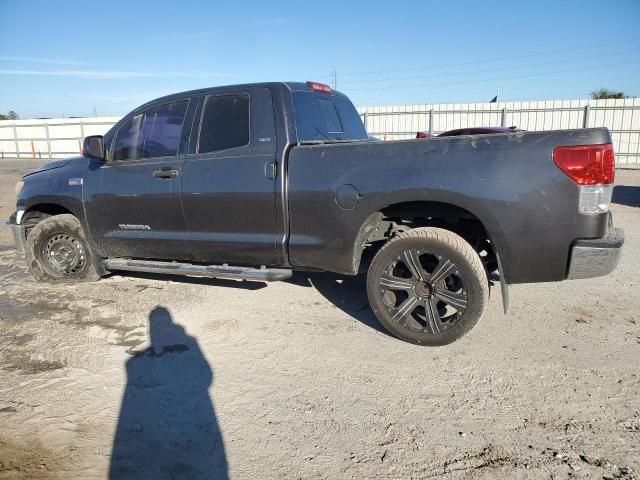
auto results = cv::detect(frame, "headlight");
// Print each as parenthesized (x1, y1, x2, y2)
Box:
(15, 180, 24, 197)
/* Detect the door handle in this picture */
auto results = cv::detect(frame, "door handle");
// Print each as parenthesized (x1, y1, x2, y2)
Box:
(264, 160, 277, 180)
(152, 168, 179, 179)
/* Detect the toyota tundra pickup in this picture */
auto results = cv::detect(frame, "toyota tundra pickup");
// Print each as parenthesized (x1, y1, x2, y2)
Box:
(9, 81, 624, 346)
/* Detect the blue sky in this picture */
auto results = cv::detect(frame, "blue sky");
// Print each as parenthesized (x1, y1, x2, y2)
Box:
(1, 0, 639, 118)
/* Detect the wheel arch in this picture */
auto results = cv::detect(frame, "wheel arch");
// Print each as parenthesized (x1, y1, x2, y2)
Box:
(22, 197, 87, 232)
(351, 198, 509, 280)
(23, 202, 74, 221)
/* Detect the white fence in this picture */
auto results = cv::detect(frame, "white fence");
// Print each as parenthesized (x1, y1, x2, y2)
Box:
(358, 97, 640, 168)
(0, 117, 119, 160)
(1, 97, 639, 167)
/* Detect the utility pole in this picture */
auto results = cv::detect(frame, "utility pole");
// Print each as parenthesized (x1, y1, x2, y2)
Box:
(330, 67, 337, 90)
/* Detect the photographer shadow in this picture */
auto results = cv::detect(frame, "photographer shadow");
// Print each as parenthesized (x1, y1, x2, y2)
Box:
(109, 306, 227, 479)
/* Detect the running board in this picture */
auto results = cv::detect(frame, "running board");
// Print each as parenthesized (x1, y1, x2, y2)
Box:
(103, 259, 292, 282)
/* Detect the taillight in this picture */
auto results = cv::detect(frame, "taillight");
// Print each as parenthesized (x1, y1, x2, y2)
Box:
(553, 143, 615, 215)
(306, 81, 331, 93)
(553, 143, 615, 185)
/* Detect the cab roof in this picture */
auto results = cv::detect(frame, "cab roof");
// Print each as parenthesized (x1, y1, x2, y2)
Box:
(133, 81, 347, 113)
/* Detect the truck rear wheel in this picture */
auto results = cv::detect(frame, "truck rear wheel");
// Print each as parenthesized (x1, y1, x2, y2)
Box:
(366, 227, 488, 346)
(25, 214, 100, 283)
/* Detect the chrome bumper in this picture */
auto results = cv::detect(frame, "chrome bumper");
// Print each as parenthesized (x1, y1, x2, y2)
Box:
(567, 227, 624, 280)
(8, 211, 26, 254)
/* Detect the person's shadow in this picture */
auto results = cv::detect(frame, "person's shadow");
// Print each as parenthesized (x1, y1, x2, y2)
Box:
(109, 306, 227, 479)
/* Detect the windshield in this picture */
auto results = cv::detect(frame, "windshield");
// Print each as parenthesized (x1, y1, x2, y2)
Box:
(292, 91, 368, 143)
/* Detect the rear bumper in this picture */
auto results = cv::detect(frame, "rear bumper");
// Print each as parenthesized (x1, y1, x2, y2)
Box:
(567, 227, 624, 280)
(8, 211, 26, 254)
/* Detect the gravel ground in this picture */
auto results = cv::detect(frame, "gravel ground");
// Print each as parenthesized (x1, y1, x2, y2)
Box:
(0, 159, 638, 480)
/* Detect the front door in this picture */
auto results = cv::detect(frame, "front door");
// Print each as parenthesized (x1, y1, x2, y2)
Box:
(83, 99, 193, 260)
(181, 87, 279, 265)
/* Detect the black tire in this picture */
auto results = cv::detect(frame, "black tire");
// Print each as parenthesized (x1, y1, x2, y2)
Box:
(366, 227, 488, 346)
(25, 214, 100, 283)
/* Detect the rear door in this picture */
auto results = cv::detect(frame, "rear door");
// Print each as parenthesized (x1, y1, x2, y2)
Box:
(83, 98, 194, 260)
(181, 87, 279, 265)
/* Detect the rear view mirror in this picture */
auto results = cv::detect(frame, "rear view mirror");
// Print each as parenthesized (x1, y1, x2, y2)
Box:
(83, 135, 105, 160)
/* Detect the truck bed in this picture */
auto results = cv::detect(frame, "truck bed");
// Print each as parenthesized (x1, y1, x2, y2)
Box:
(286, 128, 612, 283)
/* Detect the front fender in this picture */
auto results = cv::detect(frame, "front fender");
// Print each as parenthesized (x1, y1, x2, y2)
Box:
(17, 157, 90, 233)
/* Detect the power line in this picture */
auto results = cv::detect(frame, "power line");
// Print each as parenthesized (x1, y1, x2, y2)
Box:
(340, 49, 640, 85)
(337, 37, 640, 78)
(345, 59, 640, 91)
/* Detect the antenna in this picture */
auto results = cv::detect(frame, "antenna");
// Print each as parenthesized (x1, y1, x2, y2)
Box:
(330, 67, 337, 90)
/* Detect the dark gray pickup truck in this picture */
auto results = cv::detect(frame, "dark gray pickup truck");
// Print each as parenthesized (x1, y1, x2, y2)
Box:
(9, 81, 624, 345)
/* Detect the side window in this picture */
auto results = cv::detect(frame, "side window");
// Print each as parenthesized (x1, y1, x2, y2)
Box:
(112, 114, 143, 161)
(112, 100, 188, 161)
(199, 94, 249, 153)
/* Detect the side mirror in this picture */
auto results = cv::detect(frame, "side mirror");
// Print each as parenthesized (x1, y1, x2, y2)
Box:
(83, 135, 105, 160)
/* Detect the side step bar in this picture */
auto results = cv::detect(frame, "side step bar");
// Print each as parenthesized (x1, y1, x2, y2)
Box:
(103, 259, 292, 282)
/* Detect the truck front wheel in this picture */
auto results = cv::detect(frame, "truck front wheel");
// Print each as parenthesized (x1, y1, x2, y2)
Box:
(25, 214, 100, 283)
(366, 227, 488, 346)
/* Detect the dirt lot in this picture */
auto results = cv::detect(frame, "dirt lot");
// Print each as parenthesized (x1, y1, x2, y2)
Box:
(0, 159, 638, 480)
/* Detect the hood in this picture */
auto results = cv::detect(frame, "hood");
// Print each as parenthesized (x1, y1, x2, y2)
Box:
(23, 156, 84, 177)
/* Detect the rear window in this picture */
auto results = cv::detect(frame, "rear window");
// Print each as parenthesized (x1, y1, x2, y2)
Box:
(292, 92, 367, 142)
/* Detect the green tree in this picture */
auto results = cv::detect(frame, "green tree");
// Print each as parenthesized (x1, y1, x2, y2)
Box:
(590, 89, 626, 100)
(0, 111, 20, 120)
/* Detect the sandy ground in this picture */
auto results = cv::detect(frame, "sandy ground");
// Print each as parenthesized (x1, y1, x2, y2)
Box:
(0, 159, 638, 480)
